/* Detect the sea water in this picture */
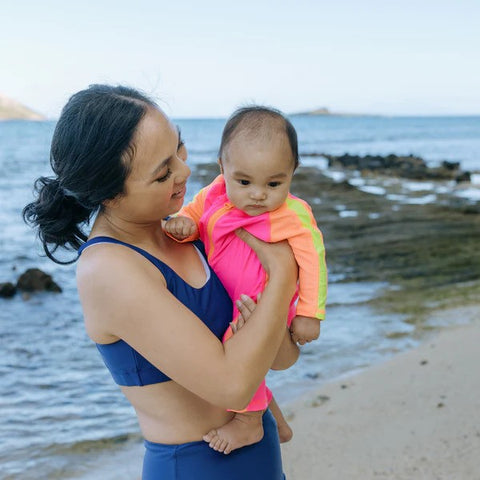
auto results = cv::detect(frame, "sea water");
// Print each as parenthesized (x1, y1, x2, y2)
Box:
(1, 116, 479, 479)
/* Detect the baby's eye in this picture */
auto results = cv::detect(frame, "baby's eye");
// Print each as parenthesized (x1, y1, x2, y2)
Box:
(238, 179, 250, 186)
(268, 182, 281, 187)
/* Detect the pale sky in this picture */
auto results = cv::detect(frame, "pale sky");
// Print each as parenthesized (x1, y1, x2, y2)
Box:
(1, 0, 479, 118)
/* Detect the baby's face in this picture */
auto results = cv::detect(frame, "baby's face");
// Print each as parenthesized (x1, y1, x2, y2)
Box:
(220, 133, 295, 216)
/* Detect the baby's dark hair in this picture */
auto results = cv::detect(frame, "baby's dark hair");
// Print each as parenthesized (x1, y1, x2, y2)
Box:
(23, 84, 157, 264)
(218, 106, 299, 169)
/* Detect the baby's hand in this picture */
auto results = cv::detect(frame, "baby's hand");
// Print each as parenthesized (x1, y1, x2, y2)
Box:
(164, 216, 198, 240)
(290, 315, 320, 345)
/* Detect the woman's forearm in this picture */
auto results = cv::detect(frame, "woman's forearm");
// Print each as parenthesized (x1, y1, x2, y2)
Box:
(270, 328, 299, 370)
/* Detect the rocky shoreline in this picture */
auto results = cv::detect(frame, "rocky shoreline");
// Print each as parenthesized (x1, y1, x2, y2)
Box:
(320, 153, 472, 182)
(5, 156, 479, 316)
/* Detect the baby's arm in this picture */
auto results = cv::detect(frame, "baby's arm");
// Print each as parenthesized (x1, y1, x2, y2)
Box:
(270, 197, 327, 322)
(290, 315, 320, 345)
(164, 215, 198, 241)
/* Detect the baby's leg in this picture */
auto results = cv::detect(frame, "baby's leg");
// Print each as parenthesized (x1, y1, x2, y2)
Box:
(269, 396, 293, 443)
(203, 410, 265, 455)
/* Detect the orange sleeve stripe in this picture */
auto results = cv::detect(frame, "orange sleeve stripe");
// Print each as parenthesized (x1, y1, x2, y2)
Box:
(270, 196, 327, 319)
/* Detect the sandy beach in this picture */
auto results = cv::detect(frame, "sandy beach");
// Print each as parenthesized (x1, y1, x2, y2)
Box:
(281, 304, 480, 480)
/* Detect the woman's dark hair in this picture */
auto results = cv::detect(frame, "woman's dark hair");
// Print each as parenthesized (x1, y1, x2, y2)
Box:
(23, 84, 157, 264)
(218, 105, 299, 169)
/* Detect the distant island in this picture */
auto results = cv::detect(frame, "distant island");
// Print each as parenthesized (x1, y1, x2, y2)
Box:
(290, 107, 377, 117)
(291, 107, 333, 116)
(0, 94, 45, 120)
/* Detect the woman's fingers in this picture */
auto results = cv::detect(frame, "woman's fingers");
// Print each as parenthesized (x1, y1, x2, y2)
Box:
(229, 294, 257, 335)
(235, 228, 297, 281)
(237, 294, 256, 314)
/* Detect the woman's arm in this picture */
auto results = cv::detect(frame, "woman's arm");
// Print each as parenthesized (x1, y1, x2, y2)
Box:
(229, 297, 299, 371)
(270, 328, 299, 370)
(78, 231, 296, 411)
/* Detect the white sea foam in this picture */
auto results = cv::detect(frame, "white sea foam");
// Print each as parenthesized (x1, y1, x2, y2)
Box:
(455, 187, 480, 201)
(348, 177, 366, 187)
(339, 210, 358, 217)
(470, 173, 480, 185)
(403, 181, 435, 191)
(405, 194, 437, 205)
(300, 155, 328, 169)
(359, 185, 386, 195)
(324, 170, 347, 182)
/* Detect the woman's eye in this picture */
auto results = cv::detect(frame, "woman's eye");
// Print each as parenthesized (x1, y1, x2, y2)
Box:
(239, 180, 250, 186)
(269, 182, 280, 187)
(156, 169, 172, 182)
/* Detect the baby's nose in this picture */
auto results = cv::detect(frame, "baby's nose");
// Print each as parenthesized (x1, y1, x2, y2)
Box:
(250, 188, 266, 200)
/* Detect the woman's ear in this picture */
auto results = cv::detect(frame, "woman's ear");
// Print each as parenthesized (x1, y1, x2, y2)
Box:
(218, 157, 224, 174)
(102, 196, 121, 210)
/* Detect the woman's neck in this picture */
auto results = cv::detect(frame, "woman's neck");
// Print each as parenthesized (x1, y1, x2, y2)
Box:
(91, 211, 168, 250)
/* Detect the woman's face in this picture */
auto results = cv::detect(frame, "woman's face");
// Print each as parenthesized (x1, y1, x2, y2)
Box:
(109, 107, 190, 224)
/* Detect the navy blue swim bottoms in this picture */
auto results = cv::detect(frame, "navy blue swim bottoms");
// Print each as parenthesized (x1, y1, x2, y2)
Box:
(142, 409, 286, 479)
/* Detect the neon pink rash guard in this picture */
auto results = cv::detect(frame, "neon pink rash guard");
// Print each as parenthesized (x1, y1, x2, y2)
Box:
(175, 174, 327, 411)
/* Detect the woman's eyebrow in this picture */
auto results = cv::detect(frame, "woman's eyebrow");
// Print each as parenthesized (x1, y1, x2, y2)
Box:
(151, 158, 170, 177)
(150, 127, 183, 177)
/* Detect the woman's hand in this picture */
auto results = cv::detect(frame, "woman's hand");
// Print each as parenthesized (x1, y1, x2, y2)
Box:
(229, 294, 257, 334)
(231, 293, 299, 370)
(235, 228, 297, 297)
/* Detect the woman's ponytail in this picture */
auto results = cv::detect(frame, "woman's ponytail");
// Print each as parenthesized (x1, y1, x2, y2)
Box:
(23, 176, 91, 264)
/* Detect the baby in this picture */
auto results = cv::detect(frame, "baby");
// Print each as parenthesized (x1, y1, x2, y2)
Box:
(165, 106, 327, 454)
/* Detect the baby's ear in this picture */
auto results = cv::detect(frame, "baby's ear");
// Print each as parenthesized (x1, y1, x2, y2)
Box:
(217, 157, 224, 174)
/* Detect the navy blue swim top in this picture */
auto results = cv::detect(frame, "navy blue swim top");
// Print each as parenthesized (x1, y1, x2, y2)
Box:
(78, 236, 232, 387)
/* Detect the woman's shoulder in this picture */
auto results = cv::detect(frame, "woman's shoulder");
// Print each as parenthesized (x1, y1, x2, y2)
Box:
(77, 240, 170, 342)
(77, 240, 167, 303)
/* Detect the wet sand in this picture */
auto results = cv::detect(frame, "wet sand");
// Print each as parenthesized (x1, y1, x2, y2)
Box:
(281, 304, 480, 480)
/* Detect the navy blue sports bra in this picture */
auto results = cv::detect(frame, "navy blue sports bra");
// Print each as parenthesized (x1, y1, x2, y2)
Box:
(78, 236, 232, 386)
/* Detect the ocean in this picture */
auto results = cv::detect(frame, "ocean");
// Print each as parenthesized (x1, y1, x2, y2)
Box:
(1, 115, 479, 479)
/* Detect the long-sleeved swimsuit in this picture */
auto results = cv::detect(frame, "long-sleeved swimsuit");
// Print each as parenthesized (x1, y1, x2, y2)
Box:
(177, 175, 327, 411)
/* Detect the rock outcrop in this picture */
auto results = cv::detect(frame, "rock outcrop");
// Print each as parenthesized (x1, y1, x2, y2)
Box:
(0, 94, 45, 120)
(0, 268, 62, 298)
(16, 268, 62, 293)
(321, 153, 471, 182)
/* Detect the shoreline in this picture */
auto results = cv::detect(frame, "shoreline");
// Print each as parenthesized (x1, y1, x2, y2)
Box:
(281, 303, 480, 480)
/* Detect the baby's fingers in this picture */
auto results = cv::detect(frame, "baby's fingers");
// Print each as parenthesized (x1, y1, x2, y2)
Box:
(290, 330, 307, 346)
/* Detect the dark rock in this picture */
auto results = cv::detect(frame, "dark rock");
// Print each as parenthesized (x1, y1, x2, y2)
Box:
(16, 268, 62, 293)
(455, 171, 471, 183)
(0, 282, 17, 298)
(323, 153, 470, 182)
(442, 160, 460, 171)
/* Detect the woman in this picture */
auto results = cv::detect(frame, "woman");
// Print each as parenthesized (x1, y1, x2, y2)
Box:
(23, 85, 298, 479)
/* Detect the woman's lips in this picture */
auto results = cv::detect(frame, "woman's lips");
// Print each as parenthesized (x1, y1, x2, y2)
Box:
(172, 186, 186, 198)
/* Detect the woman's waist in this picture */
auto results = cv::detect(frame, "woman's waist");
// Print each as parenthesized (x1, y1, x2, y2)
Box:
(121, 383, 233, 444)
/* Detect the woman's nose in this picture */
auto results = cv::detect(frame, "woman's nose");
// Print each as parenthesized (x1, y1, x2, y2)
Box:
(174, 156, 191, 182)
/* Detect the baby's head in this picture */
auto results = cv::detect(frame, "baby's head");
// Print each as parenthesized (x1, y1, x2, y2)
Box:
(218, 106, 299, 216)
